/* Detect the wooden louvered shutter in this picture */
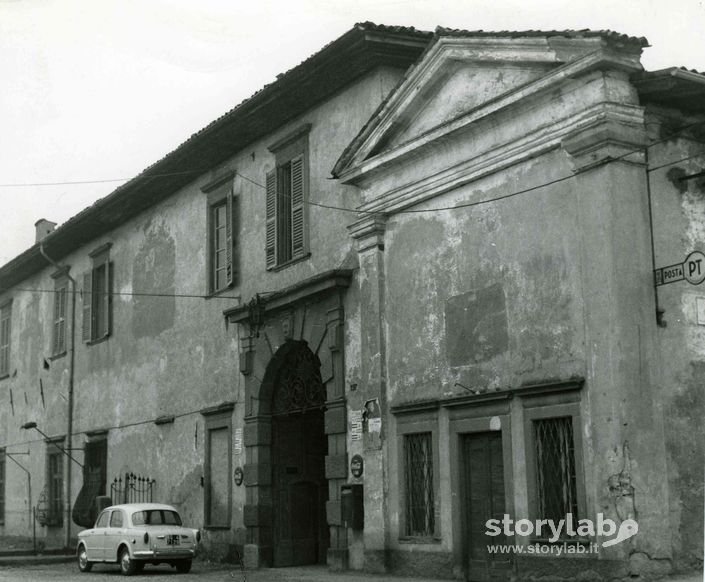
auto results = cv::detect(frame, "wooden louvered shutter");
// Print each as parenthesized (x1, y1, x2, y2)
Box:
(225, 189, 235, 287)
(290, 154, 305, 259)
(104, 261, 113, 337)
(53, 287, 65, 354)
(82, 272, 92, 342)
(265, 170, 277, 269)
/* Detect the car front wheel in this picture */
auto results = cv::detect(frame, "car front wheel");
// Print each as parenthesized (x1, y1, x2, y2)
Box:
(77, 545, 92, 573)
(119, 547, 137, 576)
(175, 559, 192, 573)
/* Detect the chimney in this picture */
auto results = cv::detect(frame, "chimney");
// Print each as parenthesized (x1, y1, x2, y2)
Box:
(35, 219, 57, 243)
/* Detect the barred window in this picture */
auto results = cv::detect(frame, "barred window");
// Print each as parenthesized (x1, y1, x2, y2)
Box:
(534, 417, 578, 524)
(404, 432, 435, 537)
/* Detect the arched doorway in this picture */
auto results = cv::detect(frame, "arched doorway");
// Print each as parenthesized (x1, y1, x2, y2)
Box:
(270, 341, 329, 566)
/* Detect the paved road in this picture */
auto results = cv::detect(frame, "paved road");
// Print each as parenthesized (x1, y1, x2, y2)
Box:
(0, 562, 451, 582)
(1, 562, 702, 582)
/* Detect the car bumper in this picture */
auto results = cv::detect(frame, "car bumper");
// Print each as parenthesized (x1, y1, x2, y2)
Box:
(133, 548, 196, 560)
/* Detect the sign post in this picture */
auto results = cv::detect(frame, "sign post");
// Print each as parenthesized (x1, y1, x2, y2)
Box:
(654, 251, 705, 287)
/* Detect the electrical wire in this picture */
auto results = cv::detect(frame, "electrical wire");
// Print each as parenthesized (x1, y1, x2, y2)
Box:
(0, 170, 208, 189)
(0, 287, 238, 300)
(238, 118, 705, 215)
(0, 404, 223, 450)
(1, 119, 704, 301)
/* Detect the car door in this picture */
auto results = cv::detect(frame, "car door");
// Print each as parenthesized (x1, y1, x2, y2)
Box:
(86, 510, 110, 561)
(105, 509, 125, 562)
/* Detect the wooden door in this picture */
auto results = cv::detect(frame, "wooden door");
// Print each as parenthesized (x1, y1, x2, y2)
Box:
(272, 411, 328, 566)
(463, 432, 511, 581)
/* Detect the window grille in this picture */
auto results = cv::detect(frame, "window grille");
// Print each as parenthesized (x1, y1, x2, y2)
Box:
(534, 417, 578, 525)
(404, 432, 434, 537)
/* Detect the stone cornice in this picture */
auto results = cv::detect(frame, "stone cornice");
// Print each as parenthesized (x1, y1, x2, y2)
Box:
(390, 378, 584, 414)
(337, 46, 643, 185)
(354, 102, 645, 215)
(224, 269, 353, 324)
(348, 215, 387, 252)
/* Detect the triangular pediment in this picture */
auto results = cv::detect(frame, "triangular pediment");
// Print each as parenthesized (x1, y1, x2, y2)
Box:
(382, 61, 554, 151)
(334, 33, 640, 180)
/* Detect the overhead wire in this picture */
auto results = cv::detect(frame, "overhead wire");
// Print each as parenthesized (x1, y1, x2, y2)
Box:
(0, 403, 227, 450)
(1, 119, 704, 302)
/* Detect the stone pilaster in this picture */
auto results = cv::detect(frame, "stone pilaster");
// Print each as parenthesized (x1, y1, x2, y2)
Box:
(348, 214, 390, 572)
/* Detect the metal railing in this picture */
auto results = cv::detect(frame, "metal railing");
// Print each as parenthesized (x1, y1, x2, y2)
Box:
(110, 472, 155, 504)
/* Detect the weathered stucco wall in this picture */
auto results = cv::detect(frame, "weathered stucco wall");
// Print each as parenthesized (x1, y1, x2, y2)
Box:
(345, 47, 678, 577)
(0, 65, 404, 559)
(647, 108, 705, 570)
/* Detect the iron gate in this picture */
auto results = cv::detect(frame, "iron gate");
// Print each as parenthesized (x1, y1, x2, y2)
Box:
(110, 472, 155, 504)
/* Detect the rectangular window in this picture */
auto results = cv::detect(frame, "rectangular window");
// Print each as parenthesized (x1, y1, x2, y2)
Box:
(203, 410, 232, 529)
(53, 284, 67, 356)
(0, 448, 5, 525)
(203, 172, 238, 294)
(521, 384, 585, 541)
(212, 201, 228, 291)
(83, 245, 112, 343)
(404, 432, 435, 537)
(266, 125, 309, 269)
(0, 302, 11, 378)
(534, 417, 579, 524)
(47, 445, 64, 526)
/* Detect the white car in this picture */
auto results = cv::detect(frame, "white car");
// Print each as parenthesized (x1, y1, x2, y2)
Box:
(76, 503, 200, 575)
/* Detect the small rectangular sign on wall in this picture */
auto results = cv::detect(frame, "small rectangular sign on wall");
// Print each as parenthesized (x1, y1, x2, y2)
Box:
(697, 296, 705, 326)
(234, 428, 243, 454)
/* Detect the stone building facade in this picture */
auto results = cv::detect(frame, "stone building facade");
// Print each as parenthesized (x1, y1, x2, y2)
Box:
(0, 23, 703, 581)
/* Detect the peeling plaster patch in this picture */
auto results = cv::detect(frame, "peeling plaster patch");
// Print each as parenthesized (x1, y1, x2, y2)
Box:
(666, 361, 705, 563)
(445, 283, 508, 367)
(119, 281, 133, 302)
(608, 442, 636, 522)
(511, 253, 574, 372)
(132, 221, 176, 338)
(666, 167, 688, 194)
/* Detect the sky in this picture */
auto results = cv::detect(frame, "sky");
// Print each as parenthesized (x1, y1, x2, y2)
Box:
(2, 0, 705, 267)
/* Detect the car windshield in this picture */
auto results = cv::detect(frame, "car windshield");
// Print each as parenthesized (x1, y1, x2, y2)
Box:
(131, 510, 182, 526)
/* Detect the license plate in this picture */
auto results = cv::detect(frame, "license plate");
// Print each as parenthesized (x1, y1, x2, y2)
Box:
(166, 535, 180, 546)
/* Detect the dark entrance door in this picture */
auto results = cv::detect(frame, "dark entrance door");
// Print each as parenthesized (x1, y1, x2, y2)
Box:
(462, 432, 511, 581)
(270, 342, 329, 567)
(272, 411, 328, 566)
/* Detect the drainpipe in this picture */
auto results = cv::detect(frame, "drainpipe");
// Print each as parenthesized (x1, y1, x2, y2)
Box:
(39, 243, 76, 551)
